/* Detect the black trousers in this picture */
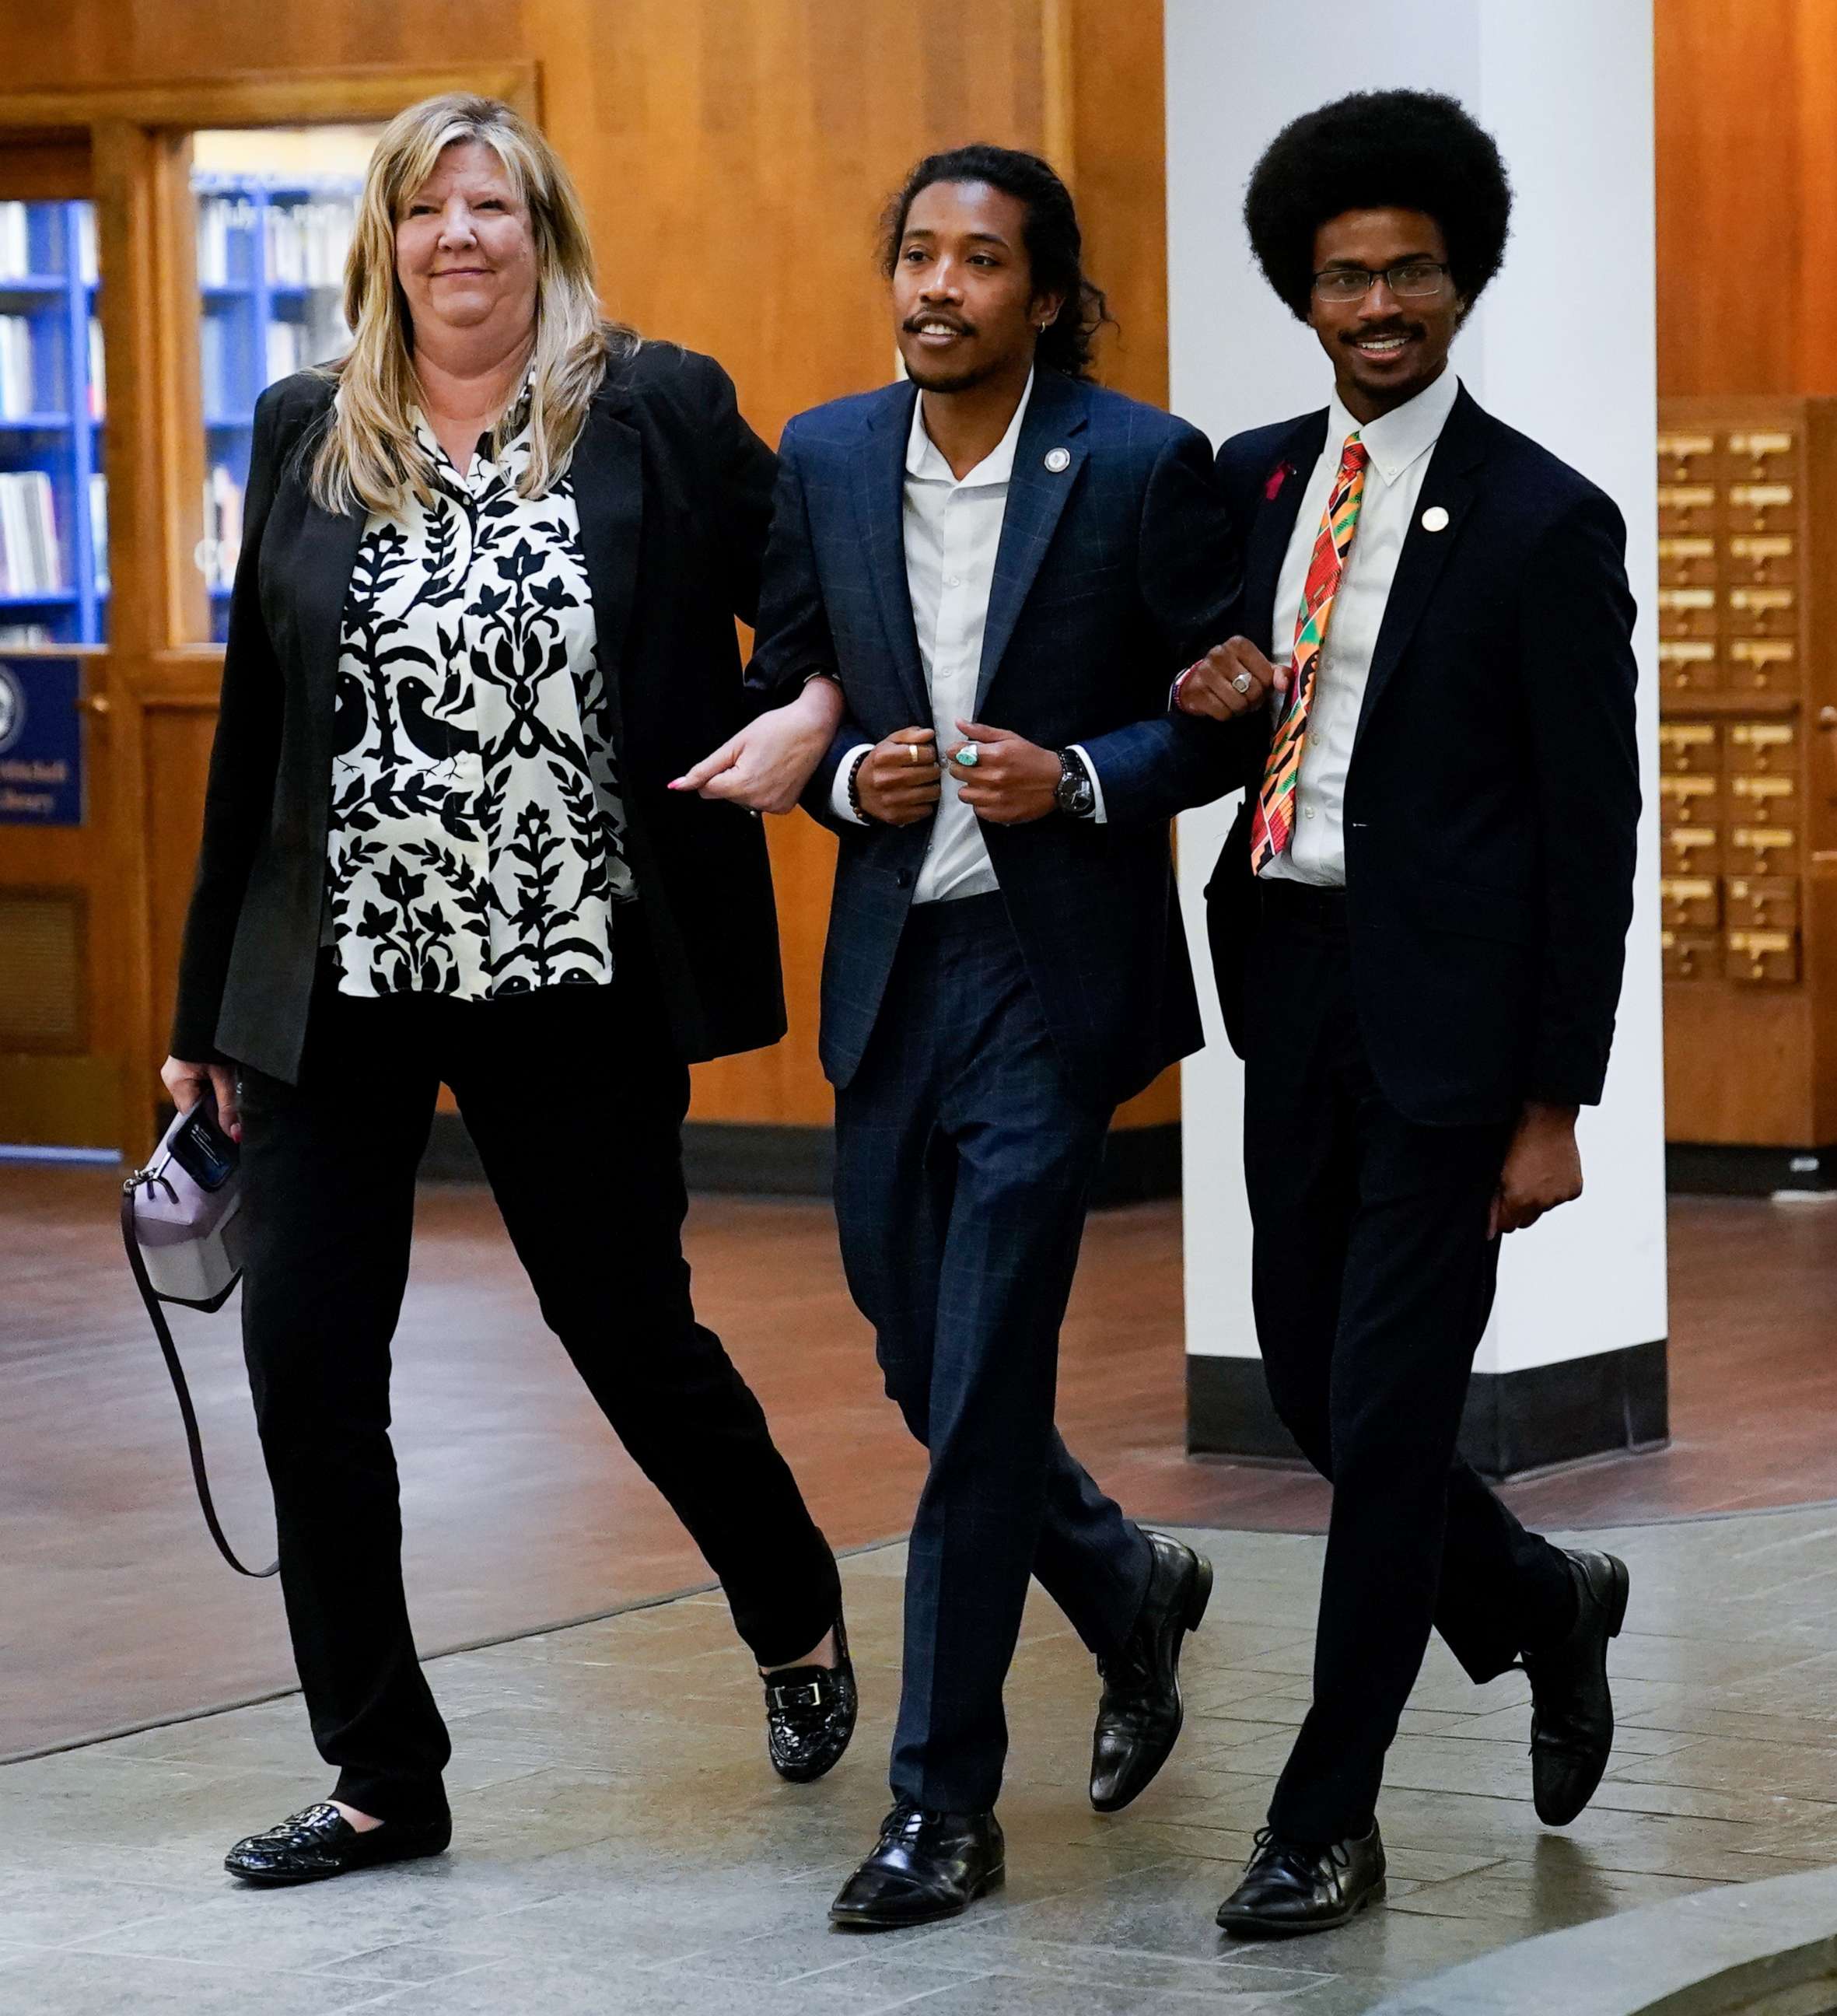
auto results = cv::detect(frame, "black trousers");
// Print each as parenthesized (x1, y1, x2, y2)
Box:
(236, 934, 841, 1824)
(1242, 887, 1575, 1845)
(834, 895, 1153, 1814)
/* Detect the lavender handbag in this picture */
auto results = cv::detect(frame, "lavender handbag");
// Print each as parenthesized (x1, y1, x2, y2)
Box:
(121, 1089, 276, 1577)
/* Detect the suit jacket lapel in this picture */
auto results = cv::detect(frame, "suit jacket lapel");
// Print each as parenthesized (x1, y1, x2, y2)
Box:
(569, 384, 645, 740)
(1354, 384, 1489, 739)
(848, 381, 929, 726)
(975, 370, 1088, 712)
(1246, 411, 1326, 660)
(292, 492, 366, 779)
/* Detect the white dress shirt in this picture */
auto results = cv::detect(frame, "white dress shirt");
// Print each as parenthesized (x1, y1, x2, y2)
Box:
(1260, 366, 1461, 887)
(831, 372, 1105, 901)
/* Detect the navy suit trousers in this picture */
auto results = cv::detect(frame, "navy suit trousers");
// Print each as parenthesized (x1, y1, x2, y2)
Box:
(834, 893, 1153, 1813)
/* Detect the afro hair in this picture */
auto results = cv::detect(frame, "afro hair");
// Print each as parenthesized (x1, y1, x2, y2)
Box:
(1244, 89, 1513, 321)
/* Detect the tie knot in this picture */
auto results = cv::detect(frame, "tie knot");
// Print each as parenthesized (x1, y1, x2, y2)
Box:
(1341, 435, 1370, 472)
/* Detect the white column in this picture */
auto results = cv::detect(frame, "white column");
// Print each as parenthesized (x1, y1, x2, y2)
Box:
(1168, 2, 1667, 1412)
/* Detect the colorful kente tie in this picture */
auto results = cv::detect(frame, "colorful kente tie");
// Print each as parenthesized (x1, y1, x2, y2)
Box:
(1249, 434, 1370, 873)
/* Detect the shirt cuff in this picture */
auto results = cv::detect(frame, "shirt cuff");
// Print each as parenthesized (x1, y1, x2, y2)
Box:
(830, 743, 874, 825)
(1065, 744, 1108, 824)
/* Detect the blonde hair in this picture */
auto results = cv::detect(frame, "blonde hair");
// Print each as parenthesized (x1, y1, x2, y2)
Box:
(309, 93, 636, 516)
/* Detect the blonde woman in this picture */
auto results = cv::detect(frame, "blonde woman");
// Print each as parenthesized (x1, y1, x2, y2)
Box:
(163, 94, 855, 1885)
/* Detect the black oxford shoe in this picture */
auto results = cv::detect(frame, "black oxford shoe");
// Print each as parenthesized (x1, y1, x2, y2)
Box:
(1090, 1530, 1214, 1812)
(1524, 1548, 1630, 1826)
(830, 1803, 1004, 1930)
(765, 1609, 859, 1784)
(224, 1803, 451, 1886)
(1216, 1825, 1386, 1938)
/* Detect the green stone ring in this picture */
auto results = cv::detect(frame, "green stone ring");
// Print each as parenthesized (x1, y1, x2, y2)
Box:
(953, 745, 980, 768)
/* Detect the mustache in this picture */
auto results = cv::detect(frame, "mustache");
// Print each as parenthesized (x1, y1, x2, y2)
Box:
(903, 313, 976, 337)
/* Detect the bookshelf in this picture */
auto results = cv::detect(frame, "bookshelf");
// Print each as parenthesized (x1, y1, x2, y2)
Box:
(194, 171, 359, 641)
(0, 174, 358, 650)
(0, 200, 104, 647)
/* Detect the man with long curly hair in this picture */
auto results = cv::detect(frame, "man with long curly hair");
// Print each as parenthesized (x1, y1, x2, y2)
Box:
(1178, 90, 1640, 1937)
(738, 143, 1271, 1927)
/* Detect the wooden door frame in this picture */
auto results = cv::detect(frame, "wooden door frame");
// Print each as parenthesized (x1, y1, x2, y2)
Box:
(0, 63, 540, 1155)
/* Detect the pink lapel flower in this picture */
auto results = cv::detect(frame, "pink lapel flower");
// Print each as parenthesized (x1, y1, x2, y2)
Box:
(1265, 461, 1293, 502)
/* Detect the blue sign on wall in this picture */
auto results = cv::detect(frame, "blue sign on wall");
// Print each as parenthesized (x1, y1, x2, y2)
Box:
(0, 656, 84, 826)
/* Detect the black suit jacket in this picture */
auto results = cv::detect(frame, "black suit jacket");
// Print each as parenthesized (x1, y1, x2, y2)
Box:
(171, 341, 788, 1082)
(748, 367, 1252, 1110)
(1206, 384, 1640, 1126)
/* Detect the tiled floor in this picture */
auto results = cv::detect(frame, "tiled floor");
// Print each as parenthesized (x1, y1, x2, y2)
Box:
(7, 1509, 1837, 2013)
(11, 1154, 1837, 1759)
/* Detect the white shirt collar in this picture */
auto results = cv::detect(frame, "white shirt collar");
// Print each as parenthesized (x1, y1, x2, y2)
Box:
(905, 369, 1035, 487)
(1327, 366, 1460, 486)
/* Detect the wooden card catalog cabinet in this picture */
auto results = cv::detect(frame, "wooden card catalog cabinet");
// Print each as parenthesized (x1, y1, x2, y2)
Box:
(1660, 877, 1720, 932)
(1725, 877, 1799, 932)
(1659, 639, 1718, 697)
(1658, 723, 1719, 775)
(1658, 537, 1717, 590)
(1657, 587, 1717, 642)
(1727, 535, 1795, 586)
(1655, 397, 1837, 1160)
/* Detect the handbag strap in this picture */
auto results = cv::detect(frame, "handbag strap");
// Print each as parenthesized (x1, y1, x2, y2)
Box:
(119, 1178, 278, 1579)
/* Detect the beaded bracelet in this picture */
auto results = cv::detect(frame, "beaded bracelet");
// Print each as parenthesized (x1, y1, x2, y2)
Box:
(845, 748, 872, 823)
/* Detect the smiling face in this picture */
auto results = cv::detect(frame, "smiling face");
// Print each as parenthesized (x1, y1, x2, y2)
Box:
(394, 138, 538, 346)
(1307, 207, 1464, 421)
(891, 179, 1062, 395)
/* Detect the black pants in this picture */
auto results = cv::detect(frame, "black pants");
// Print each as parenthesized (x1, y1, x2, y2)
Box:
(834, 895, 1153, 1814)
(1243, 887, 1575, 1845)
(236, 939, 841, 1824)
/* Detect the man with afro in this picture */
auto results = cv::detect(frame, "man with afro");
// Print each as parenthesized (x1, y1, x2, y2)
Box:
(1178, 89, 1640, 1938)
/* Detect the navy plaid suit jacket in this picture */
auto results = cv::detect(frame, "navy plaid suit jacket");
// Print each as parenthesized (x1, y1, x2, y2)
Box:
(749, 366, 1256, 1108)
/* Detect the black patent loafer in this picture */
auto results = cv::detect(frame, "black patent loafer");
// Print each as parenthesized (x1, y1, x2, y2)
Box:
(1524, 1548, 1630, 1826)
(224, 1802, 451, 1886)
(1216, 1825, 1386, 1937)
(830, 1803, 1004, 1930)
(1090, 1531, 1214, 1812)
(765, 1609, 859, 1784)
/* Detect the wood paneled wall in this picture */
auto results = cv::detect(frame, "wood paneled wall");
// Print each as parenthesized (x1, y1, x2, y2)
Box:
(0, 0, 1173, 1139)
(1656, 0, 1837, 397)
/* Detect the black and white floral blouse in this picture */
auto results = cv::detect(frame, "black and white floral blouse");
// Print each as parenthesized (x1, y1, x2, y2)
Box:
(324, 390, 635, 999)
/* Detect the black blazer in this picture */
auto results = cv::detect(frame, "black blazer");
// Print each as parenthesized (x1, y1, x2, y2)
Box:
(171, 341, 787, 1083)
(1206, 384, 1640, 1127)
(748, 367, 1251, 1110)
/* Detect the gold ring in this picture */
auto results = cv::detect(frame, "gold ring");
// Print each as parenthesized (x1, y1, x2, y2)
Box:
(907, 742, 921, 764)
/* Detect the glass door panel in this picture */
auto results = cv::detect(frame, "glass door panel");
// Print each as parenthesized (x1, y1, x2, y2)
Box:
(191, 127, 379, 640)
(0, 198, 106, 646)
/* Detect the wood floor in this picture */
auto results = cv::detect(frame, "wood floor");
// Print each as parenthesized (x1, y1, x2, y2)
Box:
(3, 1161, 1832, 1759)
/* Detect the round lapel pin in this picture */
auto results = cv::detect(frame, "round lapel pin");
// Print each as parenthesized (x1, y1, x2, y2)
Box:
(1044, 447, 1071, 473)
(1421, 505, 1450, 532)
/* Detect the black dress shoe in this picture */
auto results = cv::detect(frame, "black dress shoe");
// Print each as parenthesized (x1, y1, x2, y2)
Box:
(224, 1803, 451, 1886)
(1216, 1825, 1386, 1937)
(830, 1803, 1004, 1929)
(764, 1609, 859, 1783)
(1523, 1547, 1630, 1826)
(1090, 1530, 1214, 1812)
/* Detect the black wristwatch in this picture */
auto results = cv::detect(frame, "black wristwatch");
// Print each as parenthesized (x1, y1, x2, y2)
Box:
(1054, 748, 1097, 820)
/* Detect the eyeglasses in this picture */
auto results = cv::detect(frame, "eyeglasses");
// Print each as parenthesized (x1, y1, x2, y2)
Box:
(1310, 261, 1451, 304)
